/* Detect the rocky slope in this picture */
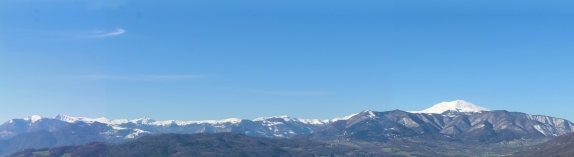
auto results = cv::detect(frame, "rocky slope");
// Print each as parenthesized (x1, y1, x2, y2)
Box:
(514, 132, 574, 157)
(304, 110, 574, 144)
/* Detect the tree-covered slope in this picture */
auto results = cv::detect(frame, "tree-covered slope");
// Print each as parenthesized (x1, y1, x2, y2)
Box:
(8, 132, 392, 157)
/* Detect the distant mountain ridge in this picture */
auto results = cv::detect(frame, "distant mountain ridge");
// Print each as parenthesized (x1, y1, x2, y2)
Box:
(1, 100, 489, 140)
(1, 100, 573, 156)
(0, 122, 108, 156)
(23, 114, 334, 127)
(1, 114, 347, 141)
(0, 115, 340, 155)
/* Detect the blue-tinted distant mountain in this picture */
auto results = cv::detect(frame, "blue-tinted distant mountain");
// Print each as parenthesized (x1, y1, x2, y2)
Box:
(0, 116, 68, 140)
(1, 114, 334, 141)
(0, 114, 338, 155)
(0, 122, 107, 156)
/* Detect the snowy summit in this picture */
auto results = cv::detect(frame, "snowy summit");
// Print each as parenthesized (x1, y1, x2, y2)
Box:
(409, 100, 489, 114)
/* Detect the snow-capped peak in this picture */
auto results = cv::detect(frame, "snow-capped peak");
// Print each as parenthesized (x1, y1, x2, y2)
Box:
(217, 118, 243, 124)
(23, 115, 44, 123)
(129, 118, 155, 124)
(54, 114, 80, 123)
(53, 114, 111, 124)
(331, 112, 359, 121)
(409, 100, 489, 114)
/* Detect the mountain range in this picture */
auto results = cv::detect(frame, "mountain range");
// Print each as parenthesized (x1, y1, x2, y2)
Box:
(1, 100, 573, 156)
(0, 113, 337, 141)
(305, 109, 573, 143)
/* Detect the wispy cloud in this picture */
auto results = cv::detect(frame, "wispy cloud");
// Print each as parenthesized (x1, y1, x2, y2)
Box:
(86, 28, 125, 38)
(3, 28, 126, 39)
(230, 88, 329, 97)
(59, 74, 205, 81)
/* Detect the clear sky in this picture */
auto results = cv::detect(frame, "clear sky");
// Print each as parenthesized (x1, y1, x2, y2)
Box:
(1, 0, 573, 123)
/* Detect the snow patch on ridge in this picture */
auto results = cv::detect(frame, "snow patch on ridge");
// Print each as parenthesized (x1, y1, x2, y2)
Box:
(53, 114, 244, 126)
(366, 110, 376, 118)
(23, 115, 44, 123)
(533, 125, 547, 136)
(54, 114, 114, 124)
(126, 128, 150, 139)
(332, 113, 359, 121)
(11, 110, 360, 128)
(408, 100, 489, 114)
(253, 115, 331, 125)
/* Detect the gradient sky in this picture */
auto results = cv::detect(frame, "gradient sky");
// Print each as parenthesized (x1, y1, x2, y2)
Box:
(1, 0, 573, 123)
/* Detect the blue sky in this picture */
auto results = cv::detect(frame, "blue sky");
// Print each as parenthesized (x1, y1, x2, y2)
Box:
(1, 0, 573, 122)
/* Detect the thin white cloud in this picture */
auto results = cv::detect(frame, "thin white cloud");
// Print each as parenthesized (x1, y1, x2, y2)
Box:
(231, 88, 329, 97)
(60, 74, 205, 81)
(87, 28, 125, 38)
(146, 75, 206, 79)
